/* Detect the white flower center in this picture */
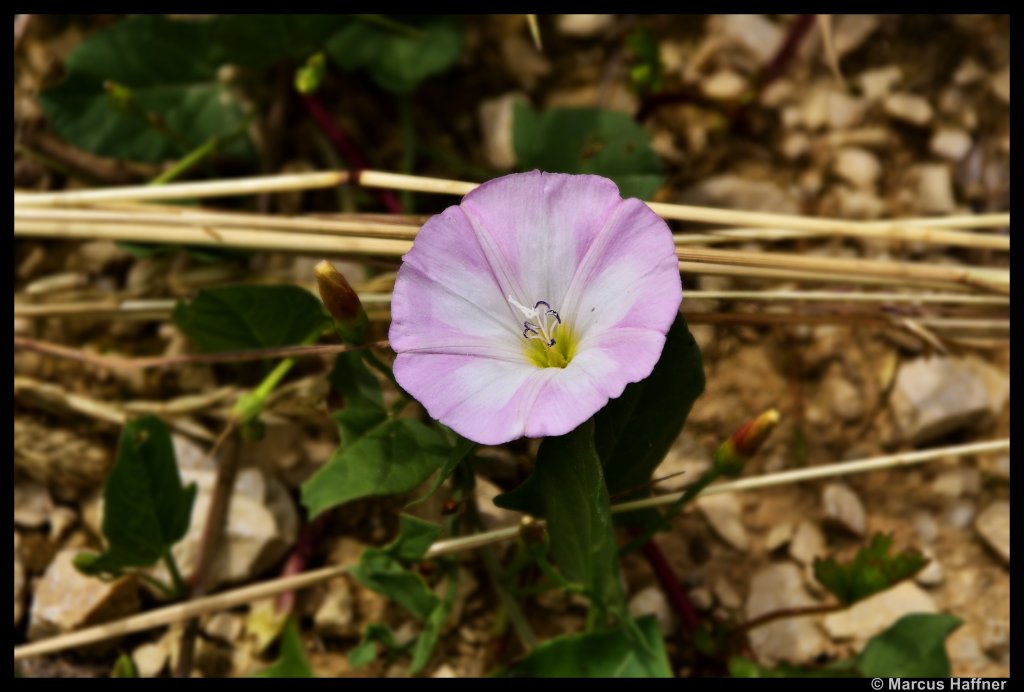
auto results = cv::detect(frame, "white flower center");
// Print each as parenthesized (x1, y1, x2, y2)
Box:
(508, 296, 562, 348)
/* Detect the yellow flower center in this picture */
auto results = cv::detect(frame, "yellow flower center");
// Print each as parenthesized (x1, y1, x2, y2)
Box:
(508, 296, 576, 369)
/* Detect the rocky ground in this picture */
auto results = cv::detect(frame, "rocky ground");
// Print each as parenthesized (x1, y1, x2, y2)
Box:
(14, 14, 1009, 677)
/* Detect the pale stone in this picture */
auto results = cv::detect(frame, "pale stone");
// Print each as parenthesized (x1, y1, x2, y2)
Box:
(721, 14, 783, 65)
(703, 69, 748, 100)
(432, 664, 458, 678)
(501, 33, 551, 90)
(679, 175, 800, 214)
(884, 93, 934, 126)
(713, 578, 742, 610)
(858, 66, 902, 102)
(823, 581, 936, 643)
(800, 84, 830, 130)
(944, 500, 976, 530)
(28, 548, 141, 641)
(474, 476, 518, 531)
(789, 520, 827, 565)
(915, 547, 944, 587)
(697, 493, 749, 551)
(974, 501, 1009, 565)
(823, 483, 867, 536)
(628, 586, 677, 636)
(204, 612, 244, 643)
(14, 479, 54, 529)
(781, 131, 811, 160)
(835, 186, 885, 220)
(314, 576, 357, 638)
(479, 92, 525, 170)
(953, 59, 986, 86)
(745, 563, 829, 666)
(764, 521, 795, 552)
(890, 356, 990, 445)
(930, 127, 972, 162)
(827, 91, 866, 130)
(14, 533, 25, 627)
(132, 642, 169, 678)
(960, 355, 1010, 418)
(832, 15, 881, 58)
(989, 67, 1010, 104)
(832, 147, 881, 188)
(916, 163, 956, 214)
(689, 587, 714, 611)
(555, 14, 614, 37)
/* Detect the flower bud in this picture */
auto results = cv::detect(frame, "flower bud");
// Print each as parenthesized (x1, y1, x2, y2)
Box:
(714, 408, 780, 476)
(294, 53, 326, 95)
(315, 260, 369, 344)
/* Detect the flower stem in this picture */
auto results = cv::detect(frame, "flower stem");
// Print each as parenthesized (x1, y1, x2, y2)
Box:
(619, 468, 721, 556)
(149, 137, 220, 186)
(634, 533, 702, 634)
(734, 602, 844, 637)
(163, 549, 188, 598)
(300, 94, 403, 214)
(398, 93, 416, 214)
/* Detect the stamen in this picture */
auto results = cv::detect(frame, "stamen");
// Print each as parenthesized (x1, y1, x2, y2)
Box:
(509, 295, 563, 350)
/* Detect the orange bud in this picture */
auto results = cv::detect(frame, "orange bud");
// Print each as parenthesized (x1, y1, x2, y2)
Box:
(315, 260, 368, 344)
(714, 409, 780, 475)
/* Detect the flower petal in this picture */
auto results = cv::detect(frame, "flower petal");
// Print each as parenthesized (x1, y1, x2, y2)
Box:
(561, 197, 681, 340)
(393, 352, 541, 445)
(390, 205, 520, 358)
(460, 171, 624, 307)
(522, 327, 668, 438)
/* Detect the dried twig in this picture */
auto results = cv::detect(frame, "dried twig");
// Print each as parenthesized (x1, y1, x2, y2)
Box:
(12, 438, 1008, 661)
(13, 336, 390, 371)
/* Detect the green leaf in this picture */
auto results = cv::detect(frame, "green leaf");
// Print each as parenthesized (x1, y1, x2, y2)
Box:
(626, 28, 663, 95)
(513, 103, 664, 199)
(254, 617, 315, 678)
(325, 16, 463, 93)
(328, 351, 388, 446)
(534, 420, 624, 616)
(172, 285, 327, 354)
(77, 416, 196, 575)
(349, 623, 401, 668)
(856, 613, 962, 678)
(408, 566, 459, 674)
(209, 15, 350, 71)
(116, 241, 249, 264)
(40, 15, 253, 163)
(350, 547, 440, 622)
(110, 653, 137, 678)
(348, 517, 443, 623)
(346, 519, 454, 674)
(728, 656, 859, 678)
(407, 432, 474, 506)
(499, 616, 671, 677)
(814, 533, 929, 605)
(302, 418, 451, 518)
(384, 515, 443, 562)
(597, 314, 705, 498)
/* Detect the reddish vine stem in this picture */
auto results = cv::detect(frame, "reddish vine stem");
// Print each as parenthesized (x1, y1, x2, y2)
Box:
(630, 529, 702, 633)
(13, 336, 390, 371)
(301, 94, 403, 215)
(174, 440, 242, 677)
(274, 513, 331, 614)
(735, 602, 844, 637)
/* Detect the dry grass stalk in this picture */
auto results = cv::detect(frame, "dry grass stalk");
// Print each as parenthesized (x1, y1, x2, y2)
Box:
(13, 437, 1009, 661)
(677, 247, 1009, 294)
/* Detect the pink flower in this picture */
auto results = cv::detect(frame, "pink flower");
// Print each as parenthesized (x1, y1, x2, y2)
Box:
(389, 171, 682, 445)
